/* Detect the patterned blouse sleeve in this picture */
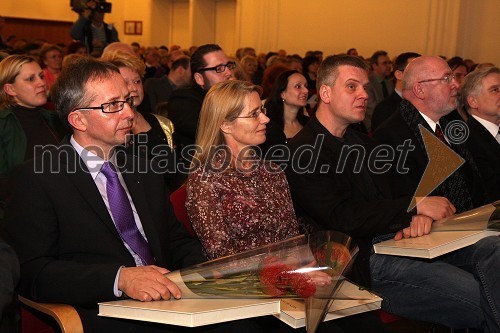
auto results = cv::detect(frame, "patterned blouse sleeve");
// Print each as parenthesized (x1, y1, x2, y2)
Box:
(185, 168, 232, 260)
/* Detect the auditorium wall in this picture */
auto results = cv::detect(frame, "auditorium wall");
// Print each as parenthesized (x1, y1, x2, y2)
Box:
(0, 0, 498, 64)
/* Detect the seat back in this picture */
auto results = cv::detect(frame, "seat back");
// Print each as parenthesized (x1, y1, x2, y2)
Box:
(170, 185, 195, 237)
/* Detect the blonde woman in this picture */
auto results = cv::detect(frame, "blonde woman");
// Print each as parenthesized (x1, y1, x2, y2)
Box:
(0, 55, 66, 217)
(185, 80, 300, 260)
(185, 80, 366, 333)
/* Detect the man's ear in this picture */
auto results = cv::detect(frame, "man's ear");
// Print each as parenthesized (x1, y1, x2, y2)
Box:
(193, 72, 205, 87)
(318, 85, 331, 104)
(67, 111, 87, 132)
(467, 95, 478, 109)
(412, 83, 425, 100)
(394, 70, 404, 81)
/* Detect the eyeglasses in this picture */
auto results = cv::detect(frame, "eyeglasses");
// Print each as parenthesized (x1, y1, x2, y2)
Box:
(73, 96, 136, 113)
(236, 106, 267, 120)
(198, 61, 236, 73)
(418, 74, 456, 84)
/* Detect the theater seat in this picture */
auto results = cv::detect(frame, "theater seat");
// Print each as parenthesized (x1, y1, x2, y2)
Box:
(170, 185, 196, 237)
(19, 296, 83, 333)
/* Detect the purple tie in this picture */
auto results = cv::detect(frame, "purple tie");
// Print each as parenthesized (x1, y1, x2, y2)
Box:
(101, 162, 155, 265)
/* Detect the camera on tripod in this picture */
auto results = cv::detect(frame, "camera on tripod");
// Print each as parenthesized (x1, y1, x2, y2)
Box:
(70, 0, 112, 14)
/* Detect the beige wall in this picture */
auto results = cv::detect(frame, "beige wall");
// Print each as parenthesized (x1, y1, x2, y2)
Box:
(458, 0, 500, 64)
(1, 0, 498, 64)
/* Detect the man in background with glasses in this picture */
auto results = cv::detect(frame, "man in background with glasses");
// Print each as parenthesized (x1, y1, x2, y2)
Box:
(5, 58, 255, 332)
(167, 44, 234, 188)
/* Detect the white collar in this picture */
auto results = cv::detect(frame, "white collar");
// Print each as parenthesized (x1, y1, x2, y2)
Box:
(70, 136, 117, 180)
(471, 114, 499, 139)
(418, 111, 439, 132)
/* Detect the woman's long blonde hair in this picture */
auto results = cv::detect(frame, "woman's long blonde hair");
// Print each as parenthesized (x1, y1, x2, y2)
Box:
(191, 80, 262, 168)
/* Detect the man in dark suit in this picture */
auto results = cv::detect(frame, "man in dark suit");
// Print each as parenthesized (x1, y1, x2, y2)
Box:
(4, 58, 260, 333)
(460, 66, 500, 202)
(374, 56, 487, 212)
(167, 44, 234, 152)
(372, 56, 499, 331)
(371, 52, 420, 131)
(286, 55, 500, 332)
(143, 56, 192, 114)
(167, 44, 234, 187)
(365, 50, 394, 131)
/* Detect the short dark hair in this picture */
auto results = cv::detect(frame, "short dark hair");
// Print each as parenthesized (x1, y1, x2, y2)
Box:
(447, 57, 467, 72)
(302, 55, 320, 73)
(370, 50, 388, 68)
(171, 56, 190, 71)
(317, 55, 369, 92)
(23, 43, 41, 53)
(66, 41, 87, 55)
(393, 52, 421, 72)
(51, 57, 120, 130)
(190, 44, 222, 77)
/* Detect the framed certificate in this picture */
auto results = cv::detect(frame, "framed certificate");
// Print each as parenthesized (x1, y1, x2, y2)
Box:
(124, 21, 142, 35)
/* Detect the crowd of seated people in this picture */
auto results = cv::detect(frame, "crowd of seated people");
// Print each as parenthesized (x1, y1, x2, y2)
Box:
(0, 31, 499, 333)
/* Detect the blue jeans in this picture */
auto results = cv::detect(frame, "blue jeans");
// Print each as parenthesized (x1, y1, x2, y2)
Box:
(370, 235, 500, 333)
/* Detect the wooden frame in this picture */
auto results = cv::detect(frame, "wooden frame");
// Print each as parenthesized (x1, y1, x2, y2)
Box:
(124, 21, 142, 35)
(19, 296, 83, 333)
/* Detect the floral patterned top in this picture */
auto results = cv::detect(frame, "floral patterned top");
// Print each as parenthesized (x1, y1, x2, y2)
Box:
(186, 151, 300, 260)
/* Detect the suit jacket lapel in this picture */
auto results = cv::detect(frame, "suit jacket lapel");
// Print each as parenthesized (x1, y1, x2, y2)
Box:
(469, 117, 500, 153)
(60, 140, 123, 242)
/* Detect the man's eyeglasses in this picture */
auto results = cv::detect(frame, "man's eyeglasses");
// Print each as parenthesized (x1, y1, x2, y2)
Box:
(418, 74, 456, 84)
(236, 106, 267, 120)
(198, 61, 236, 74)
(73, 96, 136, 113)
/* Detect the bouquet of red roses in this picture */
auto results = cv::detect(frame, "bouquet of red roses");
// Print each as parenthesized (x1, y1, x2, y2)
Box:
(166, 231, 358, 332)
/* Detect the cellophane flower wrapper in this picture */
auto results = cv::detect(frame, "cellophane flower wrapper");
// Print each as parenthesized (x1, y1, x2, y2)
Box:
(166, 231, 359, 333)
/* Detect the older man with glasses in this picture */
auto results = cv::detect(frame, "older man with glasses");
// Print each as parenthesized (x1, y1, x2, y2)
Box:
(373, 56, 498, 331)
(167, 44, 235, 188)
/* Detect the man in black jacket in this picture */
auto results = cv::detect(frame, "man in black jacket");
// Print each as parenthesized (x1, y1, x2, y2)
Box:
(286, 55, 500, 332)
(167, 44, 234, 185)
(371, 52, 420, 131)
(459, 66, 500, 201)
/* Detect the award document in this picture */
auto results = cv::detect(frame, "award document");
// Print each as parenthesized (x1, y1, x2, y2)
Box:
(374, 201, 500, 259)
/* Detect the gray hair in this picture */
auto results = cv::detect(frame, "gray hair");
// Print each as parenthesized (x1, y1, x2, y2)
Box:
(459, 66, 499, 114)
